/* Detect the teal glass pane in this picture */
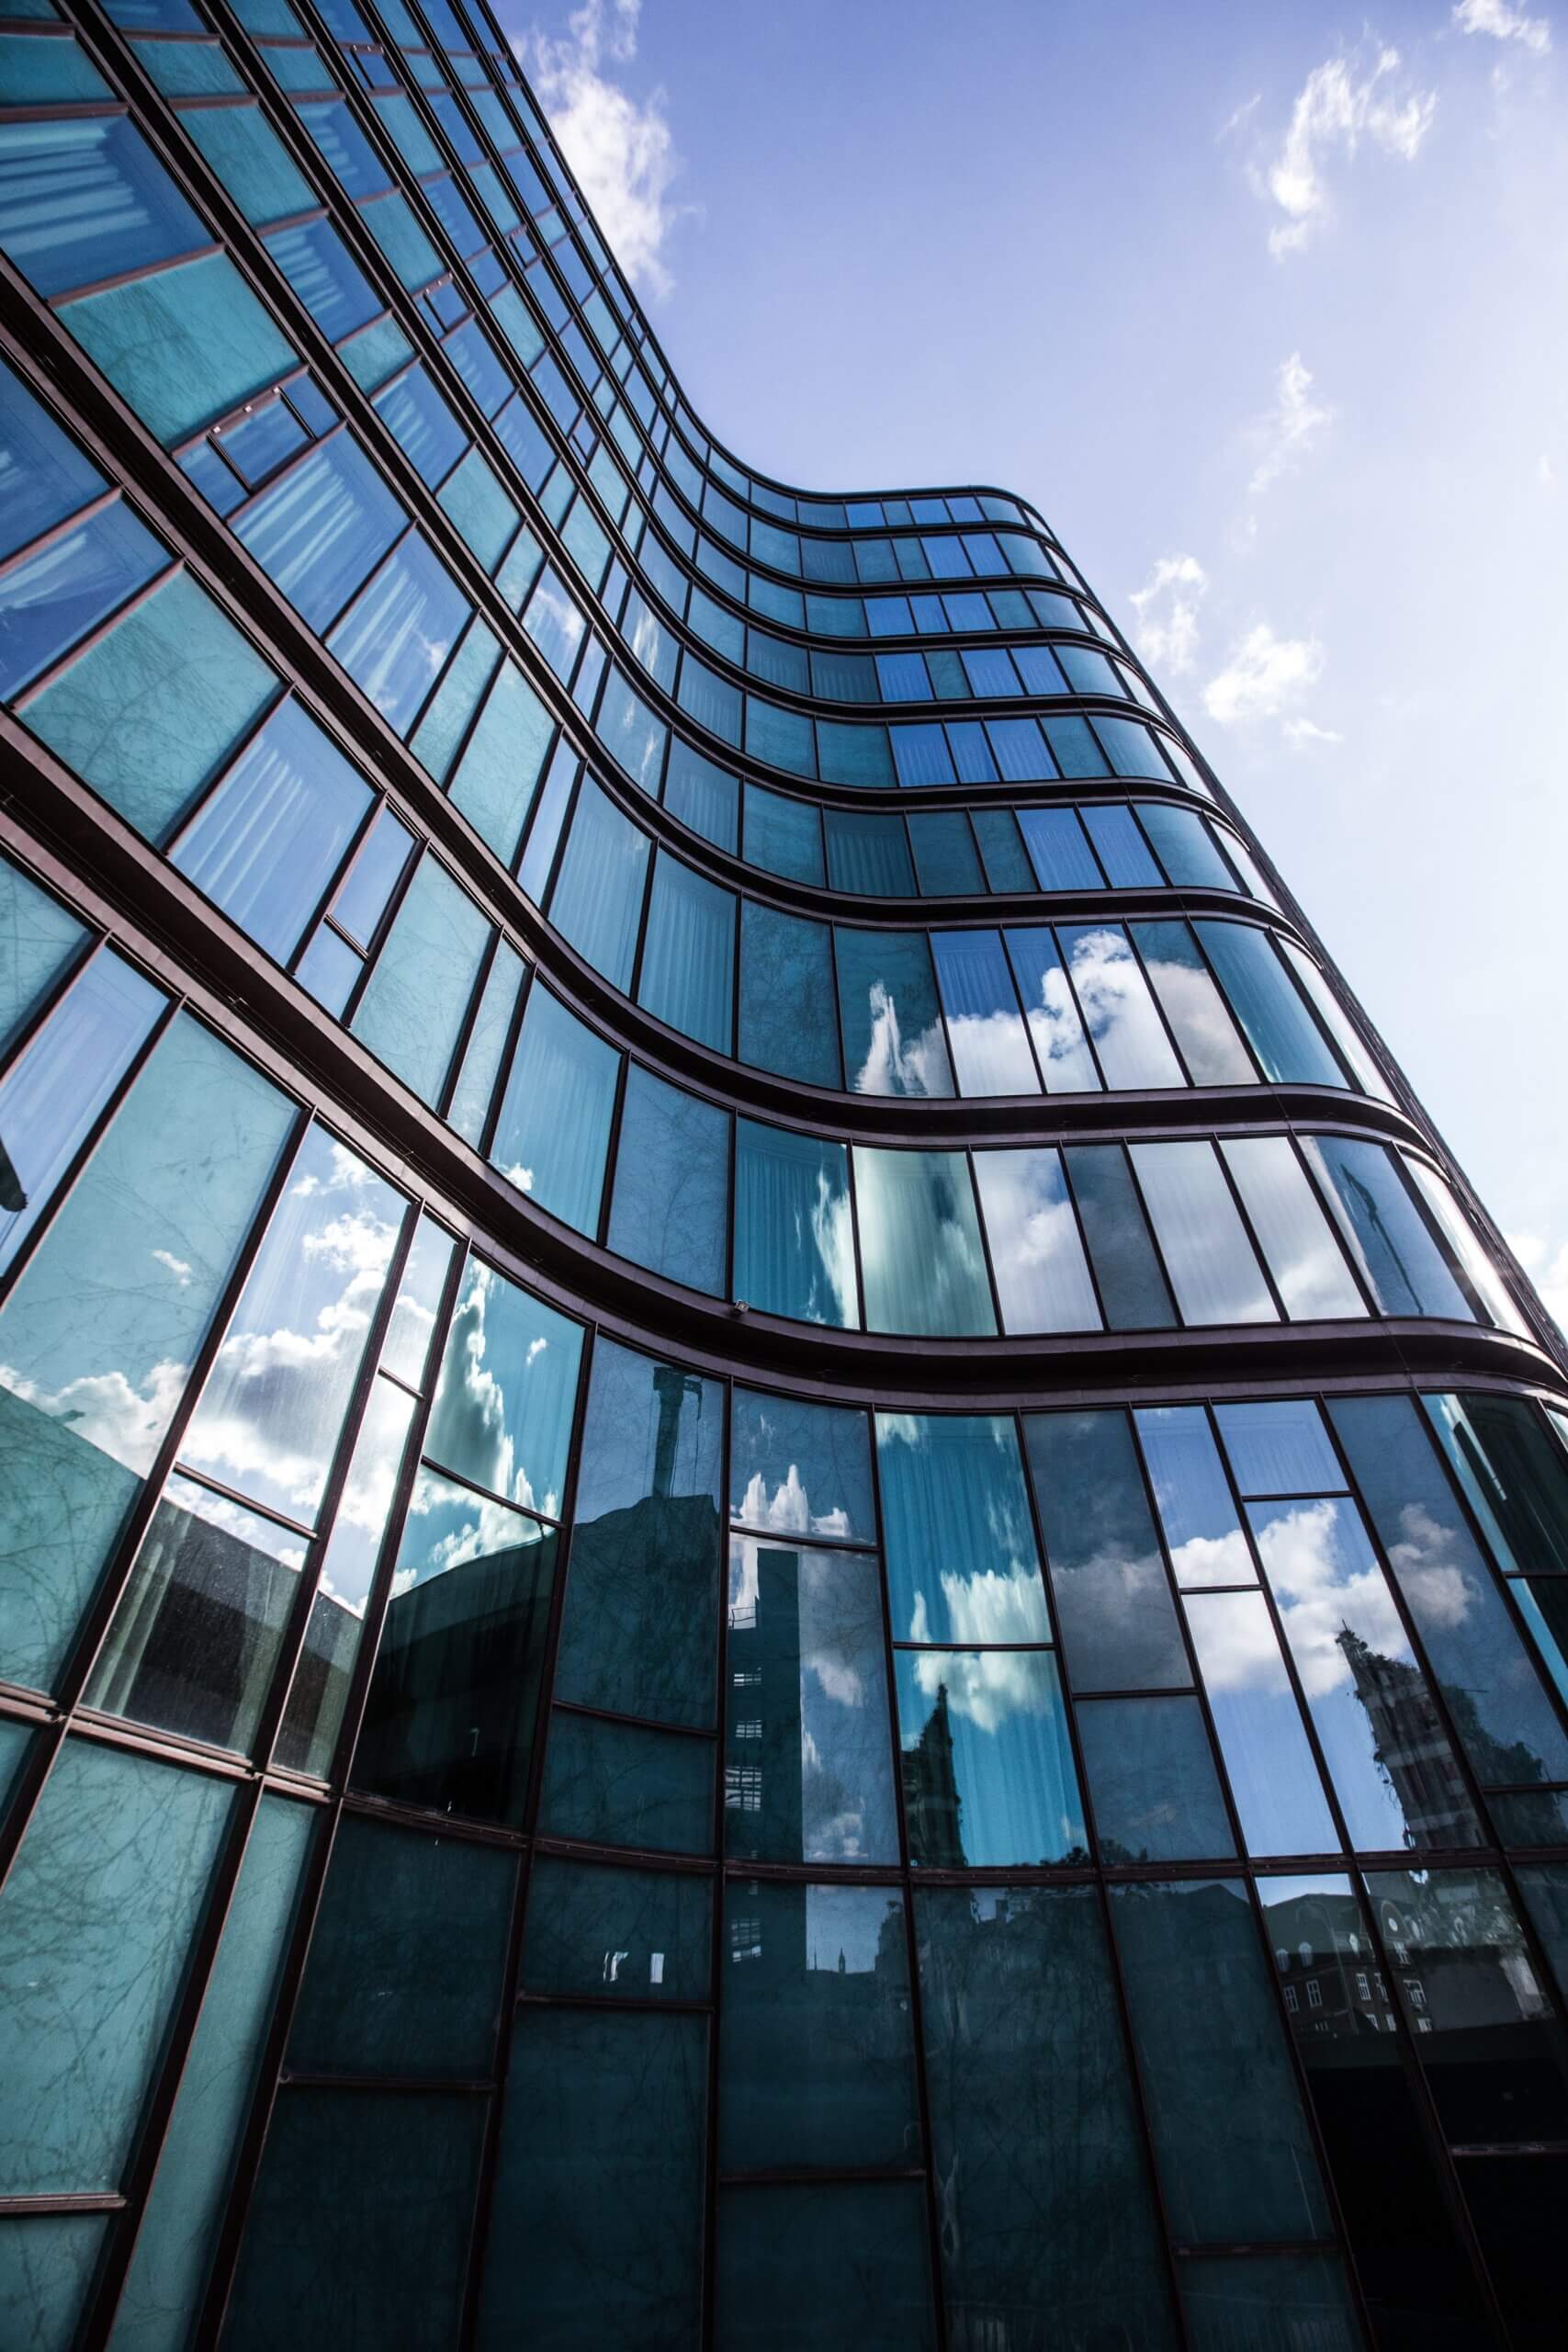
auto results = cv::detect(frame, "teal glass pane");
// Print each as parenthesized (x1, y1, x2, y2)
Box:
(876, 1412, 1046, 1645)
(739, 903, 840, 1087)
(181, 101, 314, 227)
(0, 2214, 107, 2352)
(109, 1793, 313, 2352)
(726, 1535, 897, 1863)
(817, 719, 893, 786)
(288, 1815, 513, 2078)
(326, 532, 468, 737)
(0, 30, 110, 101)
(745, 694, 815, 776)
(522, 1857, 711, 2002)
(410, 614, 501, 785)
(547, 778, 648, 990)
(1194, 920, 1346, 1088)
(732, 1118, 856, 1326)
(896, 1647, 1085, 1867)
(606, 1064, 728, 1295)
(1077, 1695, 1235, 1862)
(637, 852, 734, 1053)
(854, 1147, 995, 1336)
(730, 1388, 874, 1542)
(1180, 2253, 1361, 2352)
(719, 1882, 917, 2166)
(0, 854, 86, 1051)
(0, 1013, 293, 1690)
(664, 740, 738, 852)
(423, 1254, 581, 1516)
(447, 941, 525, 1150)
(825, 810, 916, 897)
(172, 696, 371, 964)
(478, 2010, 705, 2350)
(1304, 1136, 1471, 1320)
(537, 1709, 715, 1856)
(132, 33, 246, 94)
(447, 656, 554, 864)
(491, 983, 618, 1237)
(25, 570, 276, 842)
(908, 808, 984, 895)
(0, 1737, 231, 2193)
(715, 2181, 935, 2351)
(63, 253, 298, 445)
(916, 1884, 1177, 2347)
(264, 216, 378, 344)
(552, 1338, 723, 1731)
(742, 781, 823, 885)
(226, 2090, 485, 2352)
(834, 928, 953, 1097)
(0, 114, 205, 296)
(1025, 1409, 1190, 1692)
(438, 447, 518, 572)
(351, 852, 490, 1109)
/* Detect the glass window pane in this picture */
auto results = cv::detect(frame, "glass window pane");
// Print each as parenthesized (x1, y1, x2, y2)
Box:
(1222, 1136, 1366, 1318)
(915, 1883, 1176, 2348)
(1215, 1398, 1348, 1498)
(1423, 1391, 1568, 1577)
(0, 1736, 231, 2194)
(1136, 801, 1236, 891)
(350, 852, 490, 1110)
(547, 778, 647, 991)
(0, 853, 88, 1054)
(478, 2009, 705, 2350)
(877, 1412, 1046, 1645)
(1025, 1409, 1190, 1690)
(0, 353, 105, 563)
(491, 984, 618, 1238)
(521, 1855, 710, 2002)
(974, 1147, 1101, 1334)
(1130, 918, 1256, 1085)
(1194, 921, 1346, 1088)
(729, 1390, 874, 1544)
(742, 782, 822, 885)
(1055, 924, 1185, 1090)
(637, 853, 735, 1054)
(1179, 2252, 1361, 2351)
(726, 1535, 897, 1864)
(538, 1708, 714, 1856)
(1182, 1590, 1340, 1855)
(1062, 1144, 1176, 1329)
(289, 1813, 513, 2077)
(607, 1065, 728, 1295)
(1129, 1140, 1277, 1326)
(895, 1647, 1085, 1867)
(834, 928, 953, 1099)
(0, 1013, 293, 1692)
(1018, 806, 1102, 892)
(447, 942, 525, 1150)
(552, 1340, 723, 1730)
(1134, 1406, 1255, 1589)
(423, 1255, 580, 1516)
(1110, 1879, 1330, 2244)
(732, 1118, 856, 1328)
(1078, 1694, 1236, 1862)
(234, 435, 405, 636)
(739, 903, 840, 1088)
(825, 810, 915, 896)
(717, 2179, 935, 2350)
(1003, 926, 1100, 1092)
(1403, 1155, 1530, 1337)
(1303, 1136, 1472, 1321)
(1, 497, 166, 702)
(1247, 1494, 1483, 1849)
(1279, 936, 1394, 1101)
(326, 531, 468, 738)
(930, 930, 1038, 1096)
(854, 1147, 996, 1338)
(0, 114, 206, 296)
(719, 1883, 918, 2168)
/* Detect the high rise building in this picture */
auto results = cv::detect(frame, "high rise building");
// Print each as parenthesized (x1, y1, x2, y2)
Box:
(1, 3, 1568, 2344)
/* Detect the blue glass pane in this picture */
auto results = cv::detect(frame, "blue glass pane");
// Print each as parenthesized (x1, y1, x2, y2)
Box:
(0, 854, 86, 1054)
(265, 217, 380, 343)
(665, 740, 739, 852)
(742, 782, 822, 885)
(1026, 1409, 1190, 1691)
(1304, 1136, 1471, 1320)
(834, 929, 953, 1098)
(327, 532, 469, 736)
(0, 115, 207, 297)
(895, 1648, 1084, 1866)
(547, 778, 648, 991)
(730, 1387, 874, 1541)
(0, 354, 104, 563)
(1194, 921, 1345, 1088)
(637, 853, 734, 1052)
(877, 1412, 1047, 1645)
(426, 1261, 582, 1514)
(0, 497, 164, 699)
(855, 1147, 994, 1336)
(236, 435, 407, 634)
(491, 983, 617, 1237)
(1078, 1695, 1235, 1861)
(607, 1064, 728, 1295)
(181, 100, 315, 229)
(733, 1119, 856, 1326)
(739, 904, 840, 1087)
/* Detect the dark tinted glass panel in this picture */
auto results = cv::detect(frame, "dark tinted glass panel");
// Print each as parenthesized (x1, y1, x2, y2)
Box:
(1026, 1409, 1190, 1690)
(1179, 2254, 1361, 2351)
(895, 1648, 1084, 1867)
(1195, 921, 1345, 1088)
(719, 1881, 918, 2169)
(1305, 1138, 1471, 1320)
(606, 1065, 728, 1295)
(1063, 1145, 1176, 1329)
(916, 1883, 1177, 2348)
(732, 1119, 857, 1327)
(739, 903, 840, 1087)
(537, 1709, 714, 1857)
(1077, 1695, 1235, 1862)
(714, 2181, 936, 2352)
(522, 1856, 711, 2002)
(1424, 1393, 1568, 1577)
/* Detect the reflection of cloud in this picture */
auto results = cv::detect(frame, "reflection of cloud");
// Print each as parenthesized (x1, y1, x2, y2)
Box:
(810, 1168, 856, 1325)
(945, 1008, 1034, 1097)
(1017, 955, 1097, 1088)
(911, 1647, 1048, 1734)
(394, 1472, 535, 1597)
(1169, 1529, 1256, 1588)
(909, 1571, 1046, 1647)
(853, 981, 950, 1098)
(1252, 1498, 1408, 1695)
(0, 1358, 188, 1477)
(424, 1264, 549, 1512)
(152, 1250, 193, 1286)
(739, 1464, 851, 1542)
(1382, 1501, 1478, 1630)
(1188, 1593, 1292, 1691)
(728, 1536, 868, 1709)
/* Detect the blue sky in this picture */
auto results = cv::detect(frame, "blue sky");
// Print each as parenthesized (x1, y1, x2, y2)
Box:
(500, 0, 1568, 1330)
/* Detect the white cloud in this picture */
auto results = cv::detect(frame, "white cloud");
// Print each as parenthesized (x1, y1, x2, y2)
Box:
(1249, 353, 1335, 496)
(1283, 715, 1345, 747)
(1539, 454, 1558, 488)
(1506, 1230, 1568, 1335)
(1128, 553, 1207, 673)
(520, 0, 690, 299)
(1219, 92, 1263, 140)
(1453, 0, 1551, 53)
(1203, 624, 1325, 724)
(1262, 43, 1438, 256)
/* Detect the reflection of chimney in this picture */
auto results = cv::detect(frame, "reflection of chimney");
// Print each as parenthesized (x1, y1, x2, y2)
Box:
(652, 1365, 702, 1498)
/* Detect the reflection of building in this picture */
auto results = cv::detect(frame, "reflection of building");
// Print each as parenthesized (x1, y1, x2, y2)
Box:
(1337, 1625, 1475, 1849)
(726, 1544, 805, 1858)
(901, 1680, 967, 1869)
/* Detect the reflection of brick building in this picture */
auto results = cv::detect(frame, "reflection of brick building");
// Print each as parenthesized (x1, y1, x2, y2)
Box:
(1337, 1624, 1475, 1849)
(901, 1679, 967, 1869)
(1268, 1889, 1400, 2038)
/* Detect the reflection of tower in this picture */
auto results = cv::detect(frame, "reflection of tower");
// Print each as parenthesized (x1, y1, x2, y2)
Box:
(1337, 1623, 1472, 1846)
(727, 1544, 805, 1866)
(651, 1365, 703, 1498)
(1340, 1164, 1417, 1312)
(901, 1680, 967, 1868)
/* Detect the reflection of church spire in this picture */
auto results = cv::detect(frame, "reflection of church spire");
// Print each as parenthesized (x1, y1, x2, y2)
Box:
(1340, 1165, 1417, 1313)
(902, 1681, 967, 1868)
(652, 1365, 703, 1498)
(1336, 1623, 1472, 1845)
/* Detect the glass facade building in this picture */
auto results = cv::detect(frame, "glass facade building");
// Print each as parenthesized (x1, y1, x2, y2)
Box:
(1, 3, 1567, 2344)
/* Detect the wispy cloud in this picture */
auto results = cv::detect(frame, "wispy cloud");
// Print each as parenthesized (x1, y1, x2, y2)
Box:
(520, 0, 692, 299)
(1506, 1231, 1568, 1334)
(1283, 715, 1345, 747)
(1248, 352, 1335, 497)
(1540, 454, 1559, 488)
(1261, 41, 1438, 256)
(1453, 0, 1551, 54)
(1203, 623, 1325, 724)
(1219, 92, 1263, 140)
(1128, 553, 1207, 673)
